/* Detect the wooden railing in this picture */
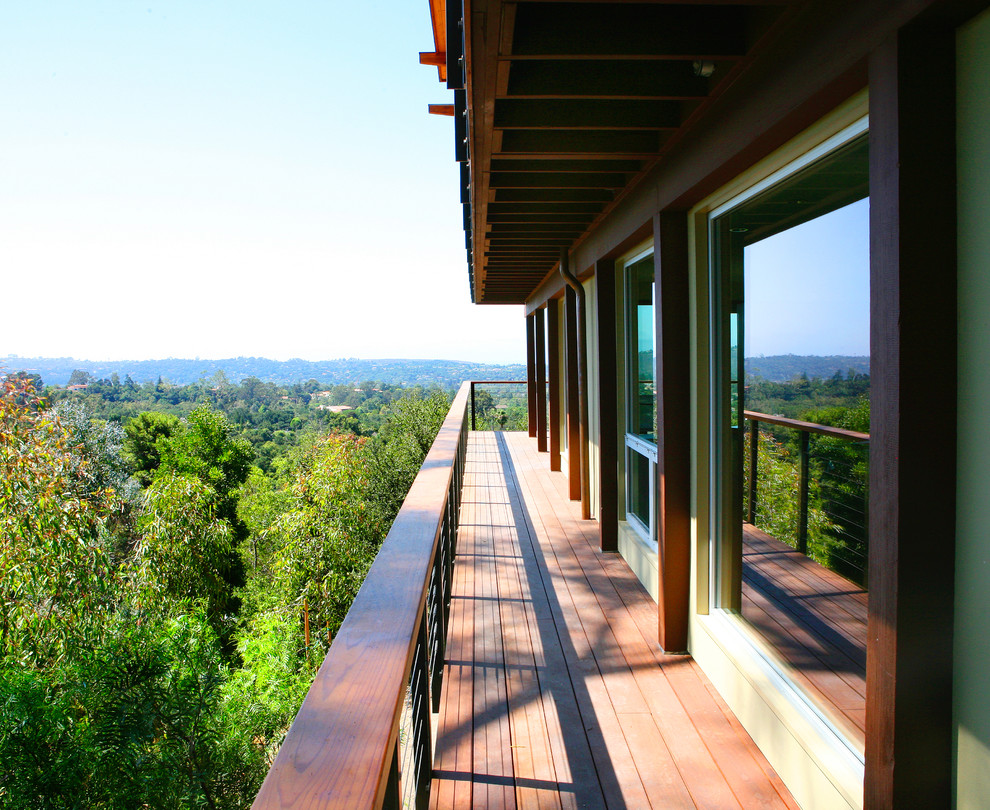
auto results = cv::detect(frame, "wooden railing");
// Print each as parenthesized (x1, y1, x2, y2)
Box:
(252, 382, 470, 810)
(745, 410, 869, 582)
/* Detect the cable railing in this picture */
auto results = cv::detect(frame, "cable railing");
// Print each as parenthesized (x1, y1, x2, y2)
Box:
(744, 410, 870, 586)
(252, 382, 470, 810)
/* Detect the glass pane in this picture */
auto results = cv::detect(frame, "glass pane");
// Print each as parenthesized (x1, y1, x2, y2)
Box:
(711, 133, 870, 745)
(627, 447, 651, 530)
(627, 256, 655, 441)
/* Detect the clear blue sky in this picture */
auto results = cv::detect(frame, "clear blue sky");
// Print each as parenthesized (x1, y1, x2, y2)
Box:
(1, 3, 868, 366)
(745, 199, 870, 357)
(0, 1, 524, 364)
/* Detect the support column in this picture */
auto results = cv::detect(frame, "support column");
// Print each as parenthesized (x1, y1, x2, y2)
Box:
(596, 259, 618, 552)
(655, 212, 691, 653)
(866, 22, 956, 810)
(535, 306, 548, 452)
(526, 313, 537, 439)
(565, 288, 581, 501)
(548, 299, 562, 471)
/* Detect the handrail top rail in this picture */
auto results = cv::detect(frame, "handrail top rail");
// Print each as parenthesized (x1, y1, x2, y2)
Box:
(469, 379, 527, 384)
(744, 409, 870, 443)
(252, 381, 471, 810)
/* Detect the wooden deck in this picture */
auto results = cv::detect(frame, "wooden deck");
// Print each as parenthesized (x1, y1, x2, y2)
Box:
(430, 431, 798, 809)
(741, 524, 867, 746)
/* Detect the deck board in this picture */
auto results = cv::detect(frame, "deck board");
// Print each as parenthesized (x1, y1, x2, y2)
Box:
(432, 431, 800, 809)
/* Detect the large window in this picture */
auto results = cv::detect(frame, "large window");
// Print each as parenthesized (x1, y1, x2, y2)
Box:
(709, 123, 870, 745)
(624, 252, 656, 542)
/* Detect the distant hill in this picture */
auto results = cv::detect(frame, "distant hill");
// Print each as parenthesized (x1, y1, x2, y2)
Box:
(1, 356, 526, 390)
(744, 354, 869, 382)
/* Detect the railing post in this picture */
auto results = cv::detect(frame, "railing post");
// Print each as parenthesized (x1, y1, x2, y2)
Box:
(748, 418, 759, 523)
(471, 381, 476, 431)
(384, 740, 400, 809)
(798, 431, 810, 555)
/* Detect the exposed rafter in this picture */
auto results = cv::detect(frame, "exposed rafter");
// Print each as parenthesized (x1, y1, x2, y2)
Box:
(425, 1, 796, 304)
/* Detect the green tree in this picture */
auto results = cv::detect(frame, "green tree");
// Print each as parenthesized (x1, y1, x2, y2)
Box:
(264, 432, 380, 638)
(0, 376, 119, 664)
(67, 369, 94, 387)
(364, 390, 450, 530)
(134, 472, 235, 621)
(125, 411, 181, 486)
(156, 407, 253, 516)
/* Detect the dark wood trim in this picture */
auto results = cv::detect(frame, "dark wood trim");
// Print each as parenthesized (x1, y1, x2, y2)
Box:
(595, 259, 618, 551)
(548, 298, 562, 471)
(535, 306, 548, 452)
(866, 21, 956, 810)
(526, 313, 537, 438)
(655, 212, 692, 653)
(745, 410, 870, 442)
(565, 287, 582, 501)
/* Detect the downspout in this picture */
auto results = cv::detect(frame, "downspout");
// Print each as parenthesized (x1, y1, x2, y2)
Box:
(559, 248, 591, 520)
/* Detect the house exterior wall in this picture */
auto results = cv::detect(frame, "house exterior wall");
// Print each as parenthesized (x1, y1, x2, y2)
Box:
(954, 8, 990, 807)
(494, 4, 988, 805)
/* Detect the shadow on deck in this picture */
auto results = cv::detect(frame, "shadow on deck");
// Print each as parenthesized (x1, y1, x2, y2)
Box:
(431, 431, 799, 809)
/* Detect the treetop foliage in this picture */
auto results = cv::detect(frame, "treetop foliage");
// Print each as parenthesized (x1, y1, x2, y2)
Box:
(1, 368, 454, 808)
(4, 355, 526, 390)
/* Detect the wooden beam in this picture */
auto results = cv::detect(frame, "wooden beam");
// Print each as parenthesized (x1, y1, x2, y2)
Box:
(535, 306, 548, 452)
(420, 51, 447, 67)
(595, 259, 618, 552)
(526, 313, 537, 438)
(865, 19, 956, 810)
(565, 287, 582, 500)
(508, 3, 748, 58)
(654, 212, 691, 653)
(425, 0, 447, 83)
(429, 104, 456, 116)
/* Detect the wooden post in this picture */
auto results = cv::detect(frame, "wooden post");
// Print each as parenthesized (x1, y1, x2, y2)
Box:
(866, 21, 956, 809)
(548, 299, 562, 471)
(596, 259, 618, 552)
(655, 211, 691, 653)
(560, 251, 592, 520)
(748, 418, 759, 523)
(526, 314, 537, 438)
(797, 431, 810, 556)
(535, 306, 548, 452)
(565, 288, 582, 501)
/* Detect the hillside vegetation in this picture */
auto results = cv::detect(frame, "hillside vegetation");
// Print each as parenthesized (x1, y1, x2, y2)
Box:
(0, 373, 452, 808)
(2, 355, 526, 389)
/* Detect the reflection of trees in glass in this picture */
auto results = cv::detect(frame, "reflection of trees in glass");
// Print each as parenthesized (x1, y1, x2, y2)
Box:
(744, 396, 869, 586)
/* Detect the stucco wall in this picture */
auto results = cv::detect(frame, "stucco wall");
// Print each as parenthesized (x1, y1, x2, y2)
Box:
(954, 9, 990, 807)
